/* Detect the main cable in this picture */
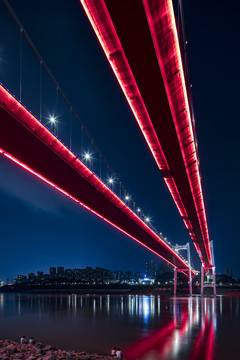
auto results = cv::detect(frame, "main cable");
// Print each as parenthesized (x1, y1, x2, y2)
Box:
(3, 0, 138, 208)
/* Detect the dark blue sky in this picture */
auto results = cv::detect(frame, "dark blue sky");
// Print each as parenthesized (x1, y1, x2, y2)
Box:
(0, 0, 239, 281)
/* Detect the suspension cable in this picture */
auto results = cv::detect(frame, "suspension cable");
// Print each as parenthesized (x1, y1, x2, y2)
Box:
(19, 27, 23, 102)
(3, 0, 141, 212)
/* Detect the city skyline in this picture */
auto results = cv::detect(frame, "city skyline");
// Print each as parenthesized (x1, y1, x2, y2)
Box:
(0, 0, 240, 280)
(3, 261, 158, 285)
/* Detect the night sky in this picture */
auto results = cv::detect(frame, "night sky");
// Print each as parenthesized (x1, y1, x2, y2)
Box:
(0, 0, 239, 281)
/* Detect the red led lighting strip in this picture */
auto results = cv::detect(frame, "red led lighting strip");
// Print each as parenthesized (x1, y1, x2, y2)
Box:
(0, 84, 194, 274)
(143, 0, 212, 265)
(79, 0, 198, 250)
(80, 0, 211, 266)
(80, 0, 169, 173)
(1, 147, 189, 273)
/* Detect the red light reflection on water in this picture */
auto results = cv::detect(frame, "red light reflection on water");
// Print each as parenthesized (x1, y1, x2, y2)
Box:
(124, 307, 188, 360)
(189, 314, 214, 360)
(123, 320, 176, 360)
(124, 298, 215, 360)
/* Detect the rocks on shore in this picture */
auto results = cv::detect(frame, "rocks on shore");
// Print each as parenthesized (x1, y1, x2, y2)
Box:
(0, 340, 113, 360)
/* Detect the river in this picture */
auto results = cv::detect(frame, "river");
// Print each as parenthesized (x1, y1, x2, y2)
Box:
(0, 292, 239, 359)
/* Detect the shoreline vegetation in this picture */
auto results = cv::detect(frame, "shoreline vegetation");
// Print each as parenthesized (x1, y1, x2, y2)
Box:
(0, 339, 114, 360)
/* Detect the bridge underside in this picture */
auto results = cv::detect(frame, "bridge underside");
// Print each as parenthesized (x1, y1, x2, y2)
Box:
(80, 0, 212, 266)
(0, 84, 191, 273)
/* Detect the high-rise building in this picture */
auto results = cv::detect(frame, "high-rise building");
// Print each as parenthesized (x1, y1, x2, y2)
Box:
(145, 260, 156, 279)
(112, 270, 124, 281)
(157, 262, 172, 275)
(16, 275, 27, 283)
(28, 273, 35, 282)
(225, 266, 232, 278)
(73, 269, 84, 280)
(134, 272, 140, 281)
(65, 269, 74, 277)
(57, 267, 64, 276)
(49, 267, 57, 278)
(125, 271, 132, 281)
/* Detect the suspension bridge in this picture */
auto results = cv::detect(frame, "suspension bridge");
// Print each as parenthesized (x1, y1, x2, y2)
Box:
(0, 0, 215, 294)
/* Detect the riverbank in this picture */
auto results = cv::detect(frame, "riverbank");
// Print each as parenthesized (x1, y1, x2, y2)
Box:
(0, 340, 114, 360)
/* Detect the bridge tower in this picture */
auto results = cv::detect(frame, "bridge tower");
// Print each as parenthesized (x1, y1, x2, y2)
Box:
(201, 241, 216, 296)
(173, 242, 192, 296)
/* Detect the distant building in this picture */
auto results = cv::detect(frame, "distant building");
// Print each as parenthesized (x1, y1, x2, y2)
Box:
(57, 267, 65, 277)
(157, 262, 172, 275)
(225, 266, 232, 278)
(134, 272, 140, 282)
(112, 271, 124, 282)
(95, 267, 111, 282)
(125, 271, 132, 281)
(145, 260, 156, 279)
(37, 271, 45, 282)
(13, 265, 142, 286)
(16, 275, 27, 284)
(49, 267, 57, 278)
(65, 269, 74, 277)
(28, 273, 35, 282)
(73, 268, 84, 280)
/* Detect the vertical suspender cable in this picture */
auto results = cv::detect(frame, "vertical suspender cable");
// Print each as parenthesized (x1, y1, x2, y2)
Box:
(81, 125, 84, 156)
(3, 0, 154, 224)
(56, 87, 58, 137)
(69, 107, 72, 150)
(19, 27, 23, 102)
(39, 60, 42, 121)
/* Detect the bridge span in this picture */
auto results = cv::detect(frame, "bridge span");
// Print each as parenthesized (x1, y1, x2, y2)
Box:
(80, 0, 212, 267)
(0, 84, 193, 274)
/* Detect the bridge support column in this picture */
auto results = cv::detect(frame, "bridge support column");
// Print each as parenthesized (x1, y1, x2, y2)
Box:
(187, 243, 192, 296)
(188, 267, 192, 296)
(174, 267, 177, 297)
(174, 242, 192, 296)
(201, 266, 216, 296)
(201, 240, 216, 296)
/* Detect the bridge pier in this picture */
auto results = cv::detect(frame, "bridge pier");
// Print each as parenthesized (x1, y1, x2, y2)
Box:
(201, 265, 216, 296)
(174, 267, 177, 297)
(174, 242, 192, 296)
(174, 266, 192, 297)
(201, 241, 216, 296)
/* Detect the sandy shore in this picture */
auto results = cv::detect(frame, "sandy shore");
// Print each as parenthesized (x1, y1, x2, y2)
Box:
(0, 340, 114, 360)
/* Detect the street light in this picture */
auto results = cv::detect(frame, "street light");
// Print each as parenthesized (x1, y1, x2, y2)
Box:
(83, 151, 92, 161)
(108, 177, 114, 185)
(49, 116, 56, 124)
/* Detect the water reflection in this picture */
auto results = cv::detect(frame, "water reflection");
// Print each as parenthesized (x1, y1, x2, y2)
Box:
(0, 293, 239, 358)
(124, 297, 215, 360)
